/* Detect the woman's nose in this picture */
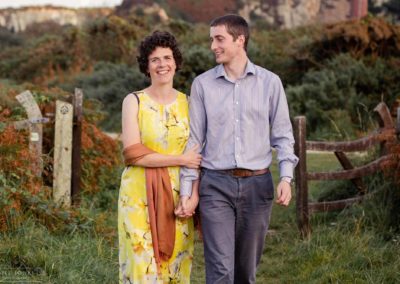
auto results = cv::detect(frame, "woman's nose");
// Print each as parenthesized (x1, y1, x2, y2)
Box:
(158, 59, 166, 67)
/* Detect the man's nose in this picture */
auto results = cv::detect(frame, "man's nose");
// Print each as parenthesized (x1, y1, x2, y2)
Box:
(211, 40, 217, 51)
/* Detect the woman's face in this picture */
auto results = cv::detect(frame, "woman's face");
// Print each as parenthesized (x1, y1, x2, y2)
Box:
(147, 47, 176, 85)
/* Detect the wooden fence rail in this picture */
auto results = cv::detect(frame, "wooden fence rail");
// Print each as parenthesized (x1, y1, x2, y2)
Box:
(294, 102, 399, 238)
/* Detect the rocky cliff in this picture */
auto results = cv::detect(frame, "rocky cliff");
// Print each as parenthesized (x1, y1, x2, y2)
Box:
(118, 0, 369, 28)
(0, 6, 112, 32)
(0, 0, 390, 32)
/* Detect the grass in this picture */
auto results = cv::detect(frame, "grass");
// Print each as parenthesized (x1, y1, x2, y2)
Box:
(1, 153, 399, 283)
(0, 218, 118, 283)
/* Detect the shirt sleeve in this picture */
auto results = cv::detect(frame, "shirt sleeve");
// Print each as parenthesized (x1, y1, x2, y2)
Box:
(269, 75, 299, 179)
(179, 78, 207, 196)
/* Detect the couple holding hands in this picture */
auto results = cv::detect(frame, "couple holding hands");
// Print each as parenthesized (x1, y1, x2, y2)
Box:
(118, 14, 298, 284)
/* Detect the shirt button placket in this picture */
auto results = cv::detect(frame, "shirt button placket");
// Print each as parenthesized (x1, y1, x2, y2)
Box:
(234, 82, 240, 165)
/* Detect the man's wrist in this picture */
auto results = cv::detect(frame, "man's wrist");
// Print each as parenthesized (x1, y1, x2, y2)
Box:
(280, 176, 293, 185)
(180, 180, 193, 197)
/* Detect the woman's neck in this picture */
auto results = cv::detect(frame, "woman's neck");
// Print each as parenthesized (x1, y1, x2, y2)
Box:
(145, 83, 176, 104)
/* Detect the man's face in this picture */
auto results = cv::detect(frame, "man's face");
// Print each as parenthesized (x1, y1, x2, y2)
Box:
(210, 25, 244, 64)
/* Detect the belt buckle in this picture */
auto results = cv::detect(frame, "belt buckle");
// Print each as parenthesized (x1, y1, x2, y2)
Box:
(233, 168, 251, 177)
(232, 169, 241, 177)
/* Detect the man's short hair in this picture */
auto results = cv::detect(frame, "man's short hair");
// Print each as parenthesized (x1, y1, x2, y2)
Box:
(210, 14, 250, 51)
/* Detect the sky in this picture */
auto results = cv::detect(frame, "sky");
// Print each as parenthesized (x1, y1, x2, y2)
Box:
(0, 0, 123, 9)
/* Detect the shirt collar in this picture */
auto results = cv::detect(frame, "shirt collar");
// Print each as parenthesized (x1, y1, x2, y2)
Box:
(244, 60, 256, 76)
(215, 64, 226, 79)
(214, 60, 256, 80)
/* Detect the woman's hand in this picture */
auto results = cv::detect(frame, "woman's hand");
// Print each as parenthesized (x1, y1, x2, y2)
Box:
(180, 145, 202, 169)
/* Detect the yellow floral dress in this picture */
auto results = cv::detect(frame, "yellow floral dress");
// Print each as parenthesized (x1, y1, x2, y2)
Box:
(118, 91, 194, 284)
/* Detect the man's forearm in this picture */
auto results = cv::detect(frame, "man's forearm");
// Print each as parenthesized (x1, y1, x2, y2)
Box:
(180, 78, 206, 196)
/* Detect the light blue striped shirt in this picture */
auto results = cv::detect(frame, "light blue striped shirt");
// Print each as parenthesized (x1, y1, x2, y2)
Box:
(180, 60, 298, 196)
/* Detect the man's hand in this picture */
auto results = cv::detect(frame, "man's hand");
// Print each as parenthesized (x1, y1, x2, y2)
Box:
(276, 180, 292, 206)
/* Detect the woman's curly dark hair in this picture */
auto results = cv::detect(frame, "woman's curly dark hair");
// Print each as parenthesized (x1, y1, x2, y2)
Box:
(137, 31, 183, 77)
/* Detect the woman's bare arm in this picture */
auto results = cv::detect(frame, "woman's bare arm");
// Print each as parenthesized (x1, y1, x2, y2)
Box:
(122, 93, 201, 168)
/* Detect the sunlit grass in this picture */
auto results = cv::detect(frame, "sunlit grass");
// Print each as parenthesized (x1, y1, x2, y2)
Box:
(1, 153, 399, 283)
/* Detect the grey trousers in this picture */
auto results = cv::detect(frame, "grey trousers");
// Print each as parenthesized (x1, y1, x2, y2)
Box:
(199, 168, 274, 284)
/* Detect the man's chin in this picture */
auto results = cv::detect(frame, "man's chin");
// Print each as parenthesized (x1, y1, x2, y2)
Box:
(215, 57, 225, 64)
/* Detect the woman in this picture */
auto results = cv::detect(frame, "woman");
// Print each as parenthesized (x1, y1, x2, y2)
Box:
(118, 31, 201, 283)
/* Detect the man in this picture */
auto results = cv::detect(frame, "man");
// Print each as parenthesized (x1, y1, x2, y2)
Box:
(179, 14, 298, 283)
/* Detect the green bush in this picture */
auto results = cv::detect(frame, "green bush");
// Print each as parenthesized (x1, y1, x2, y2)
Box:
(286, 54, 400, 139)
(175, 45, 214, 93)
(85, 16, 140, 65)
(0, 28, 24, 49)
(0, 28, 91, 83)
(60, 62, 148, 131)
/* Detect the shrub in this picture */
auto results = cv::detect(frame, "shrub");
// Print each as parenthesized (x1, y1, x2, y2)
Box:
(0, 83, 122, 232)
(85, 16, 140, 65)
(59, 61, 148, 131)
(286, 54, 400, 139)
(0, 28, 24, 50)
(0, 28, 91, 84)
(175, 45, 214, 93)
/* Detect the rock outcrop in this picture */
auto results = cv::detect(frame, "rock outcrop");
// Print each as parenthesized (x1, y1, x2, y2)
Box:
(0, 0, 386, 31)
(0, 6, 112, 32)
(117, 0, 369, 28)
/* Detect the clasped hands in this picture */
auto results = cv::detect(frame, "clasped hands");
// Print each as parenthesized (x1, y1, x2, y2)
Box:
(174, 194, 199, 218)
(175, 180, 291, 219)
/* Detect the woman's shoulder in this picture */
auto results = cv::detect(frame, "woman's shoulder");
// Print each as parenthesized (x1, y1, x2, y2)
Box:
(123, 91, 145, 105)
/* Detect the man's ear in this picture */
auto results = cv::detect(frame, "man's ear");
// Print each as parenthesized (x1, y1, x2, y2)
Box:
(237, 34, 245, 48)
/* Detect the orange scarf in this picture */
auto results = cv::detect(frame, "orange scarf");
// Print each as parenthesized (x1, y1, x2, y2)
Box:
(123, 143, 175, 268)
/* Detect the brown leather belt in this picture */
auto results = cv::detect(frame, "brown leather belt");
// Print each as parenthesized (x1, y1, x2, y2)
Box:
(213, 168, 270, 178)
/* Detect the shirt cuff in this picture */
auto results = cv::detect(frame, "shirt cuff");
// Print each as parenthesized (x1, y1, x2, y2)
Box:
(279, 161, 294, 179)
(180, 180, 193, 197)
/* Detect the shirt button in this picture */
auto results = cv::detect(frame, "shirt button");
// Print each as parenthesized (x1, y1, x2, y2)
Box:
(236, 101, 239, 105)
(236, 137, 239, 140)
(236, 119, 238, 122)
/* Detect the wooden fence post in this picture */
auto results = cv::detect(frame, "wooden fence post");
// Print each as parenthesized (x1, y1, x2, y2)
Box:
(397, 107, 400, 136)
(53, 100, 73, 208)
(294, 116, 311, 238)
(293, 103, 398, 236)
(15, 91, 44, 177)
(71, 88, 83, 205)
